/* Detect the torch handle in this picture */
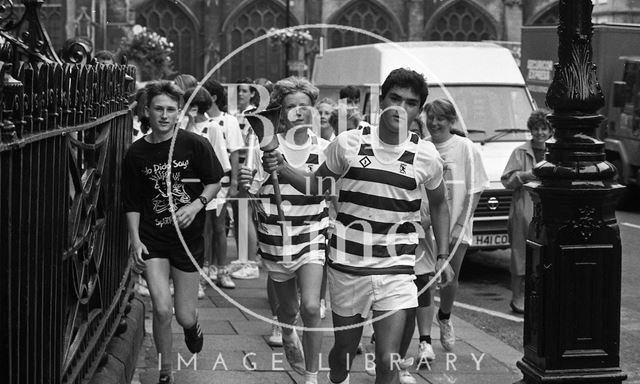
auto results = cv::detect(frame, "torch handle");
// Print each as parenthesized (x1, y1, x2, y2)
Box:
(270, 169, 286, 223)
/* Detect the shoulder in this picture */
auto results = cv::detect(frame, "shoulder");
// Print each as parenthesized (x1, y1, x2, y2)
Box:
(178, 129, 210, 146)
(415, 138, 440, 159)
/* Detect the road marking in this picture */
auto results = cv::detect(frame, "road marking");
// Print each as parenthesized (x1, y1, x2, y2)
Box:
(434, 297, 524, 323)
(622, 222, 640, 230)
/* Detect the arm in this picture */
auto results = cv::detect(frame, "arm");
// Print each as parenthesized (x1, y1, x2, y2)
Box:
(126, 211, 148, 273)
(263, 150, 340, 196)
(228, 150, 240, 197)
(451, 191, 482, 243)
(174, 183, 218, 228)
(426, 181, 455, 285)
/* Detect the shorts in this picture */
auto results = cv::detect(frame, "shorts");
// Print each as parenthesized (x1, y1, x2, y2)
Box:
(264, 252, 325, 282)
(143, 237, 204, 273)
(328, 268, 418, 318)
(414, 272, 436, 307)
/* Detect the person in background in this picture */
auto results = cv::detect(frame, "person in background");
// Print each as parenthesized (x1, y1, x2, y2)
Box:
(501, 109, 553, 314)
(183, 86, 233, 296)
(94, 50, 116, 65)
(316, 97, 337, 141)
(123, 81, 224, 384)
(201, 79, 246, 288)
(338, 85, 360, 110)
(328, 105, 362, 136)
(422, 98, 489, 357)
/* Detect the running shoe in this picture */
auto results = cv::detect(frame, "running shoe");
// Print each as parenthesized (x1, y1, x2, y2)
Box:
(417, 341, 435, 365)
(230, 261, 260, 279)
(283, 330, 305, 375)
(184, 322, 204, 354)
(437, 316, 455, 351)
(157, 373, 173, 384)
(267, 320, 283, 347)
(217, 268, 236, 289)
(399, 369, 416, 384)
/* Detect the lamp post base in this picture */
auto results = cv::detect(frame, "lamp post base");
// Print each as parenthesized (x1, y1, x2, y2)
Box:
(516, 359, 627, 384)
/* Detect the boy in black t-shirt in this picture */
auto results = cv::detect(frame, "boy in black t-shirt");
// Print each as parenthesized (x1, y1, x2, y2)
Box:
(123, 81, 223, 384)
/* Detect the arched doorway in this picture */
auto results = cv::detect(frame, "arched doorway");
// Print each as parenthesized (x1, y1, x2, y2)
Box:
(222, 0, 297, 82)
(426, 0, 498, 41)
(328, 0, 402, 48)
(531, 4, 559, 26)
(135, 0, 200, 77)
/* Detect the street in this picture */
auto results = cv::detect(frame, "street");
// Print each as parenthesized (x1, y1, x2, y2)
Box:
(452, 207, 640, 383)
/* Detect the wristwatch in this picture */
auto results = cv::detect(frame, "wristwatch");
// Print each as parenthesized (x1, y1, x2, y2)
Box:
(436, 253, 449, 261)
(197, 195, 208, 206)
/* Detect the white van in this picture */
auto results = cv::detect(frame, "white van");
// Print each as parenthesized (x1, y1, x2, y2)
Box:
(312, 41, 536, 251)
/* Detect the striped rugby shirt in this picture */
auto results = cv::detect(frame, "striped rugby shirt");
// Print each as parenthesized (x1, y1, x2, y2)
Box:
(324, 125, 444, 275)
(256, 131, 330, 263)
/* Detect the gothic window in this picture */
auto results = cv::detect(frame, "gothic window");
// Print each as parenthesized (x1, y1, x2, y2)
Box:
(136, 0, 199, 77)
(427, 0, 497, 41)
(531, 4, 559, 26)
(224, 0, 292, 82)
(10, 1, 65, 49)
(329, 1, 399, 48)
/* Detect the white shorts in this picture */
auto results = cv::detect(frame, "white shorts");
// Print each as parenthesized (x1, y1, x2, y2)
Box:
(263, 252, 325, 282)
(328, 268, 418, 318)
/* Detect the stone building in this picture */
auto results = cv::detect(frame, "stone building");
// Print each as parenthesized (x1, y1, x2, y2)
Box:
(12, 0, 574, 80)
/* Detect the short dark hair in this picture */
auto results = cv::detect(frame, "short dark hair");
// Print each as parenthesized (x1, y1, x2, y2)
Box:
(202, 79, 226, 111)
(339, 85, 360, 101)
(145, 80, 184, 108)
(94, 50, 116, 63)
(381, 68, 429, 107)
(527, 108, 552, 131)
(184, 87, 213, 114)
(134, 87, 150, 133)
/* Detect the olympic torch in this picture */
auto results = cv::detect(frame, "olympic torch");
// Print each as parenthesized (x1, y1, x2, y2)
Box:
(244, 104, 286, 223)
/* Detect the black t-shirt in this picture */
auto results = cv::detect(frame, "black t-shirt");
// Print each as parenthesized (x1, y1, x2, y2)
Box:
(122, 129, 223, 250)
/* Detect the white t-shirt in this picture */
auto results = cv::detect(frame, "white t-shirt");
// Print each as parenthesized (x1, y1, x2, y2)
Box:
(433, 134, 489, 244)
(188, 118, 232, 210)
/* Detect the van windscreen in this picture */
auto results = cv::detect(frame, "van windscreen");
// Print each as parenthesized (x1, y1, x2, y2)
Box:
(427, 85, 533, 142)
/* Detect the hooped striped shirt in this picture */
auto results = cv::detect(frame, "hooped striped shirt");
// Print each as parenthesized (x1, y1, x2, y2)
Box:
(256, 131, 330, 263)
(324, 125, 444, 276)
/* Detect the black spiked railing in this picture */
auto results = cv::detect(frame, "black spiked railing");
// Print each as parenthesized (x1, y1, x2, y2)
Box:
(1, 1, 138, 384)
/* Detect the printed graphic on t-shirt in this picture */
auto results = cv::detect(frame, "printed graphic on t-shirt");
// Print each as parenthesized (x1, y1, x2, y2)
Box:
(142, 160, 192, 227)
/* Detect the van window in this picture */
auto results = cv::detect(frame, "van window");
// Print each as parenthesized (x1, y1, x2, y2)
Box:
(427, 86, 533, 142)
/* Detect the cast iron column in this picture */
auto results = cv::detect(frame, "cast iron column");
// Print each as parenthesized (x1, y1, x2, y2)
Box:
(517, 1, 627, 383)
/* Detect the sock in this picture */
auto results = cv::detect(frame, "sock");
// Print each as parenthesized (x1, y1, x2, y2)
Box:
(304, 371, 318, 384)
(184, 322, 201, 338)
(438, 309, 451, 321)
(420, 335, 432, 344)
(159, 363, 172, 377)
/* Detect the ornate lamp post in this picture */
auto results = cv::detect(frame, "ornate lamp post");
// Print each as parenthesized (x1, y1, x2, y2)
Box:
(517, 1, 627, 383)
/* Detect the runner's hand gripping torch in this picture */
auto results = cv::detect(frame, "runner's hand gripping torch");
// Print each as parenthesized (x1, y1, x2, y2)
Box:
(244, 105, 286, 223)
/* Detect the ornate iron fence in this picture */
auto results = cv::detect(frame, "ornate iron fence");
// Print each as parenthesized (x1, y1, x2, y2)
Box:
(0, 2, 138, 383)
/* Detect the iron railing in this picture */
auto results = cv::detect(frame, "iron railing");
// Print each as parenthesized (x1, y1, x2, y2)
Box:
(1, 2, 138, 382)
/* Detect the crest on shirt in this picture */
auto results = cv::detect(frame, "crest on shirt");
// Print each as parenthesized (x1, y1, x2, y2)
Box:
(399, 163, 407, 174)
(359, 156, 371, 168)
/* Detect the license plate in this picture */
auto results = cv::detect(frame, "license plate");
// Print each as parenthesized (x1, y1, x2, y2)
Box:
(474, 234, 509, 246)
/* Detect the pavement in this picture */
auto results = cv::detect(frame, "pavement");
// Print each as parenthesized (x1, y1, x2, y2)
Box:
(131, 239, 524, 384)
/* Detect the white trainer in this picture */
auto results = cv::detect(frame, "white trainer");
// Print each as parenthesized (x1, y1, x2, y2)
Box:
(267, 320, 283, 347)
(418, 341, 435, 364)
(399, 369, 417, 384)
(230, 262, 260, 280)
(437, 316, 455, 351)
